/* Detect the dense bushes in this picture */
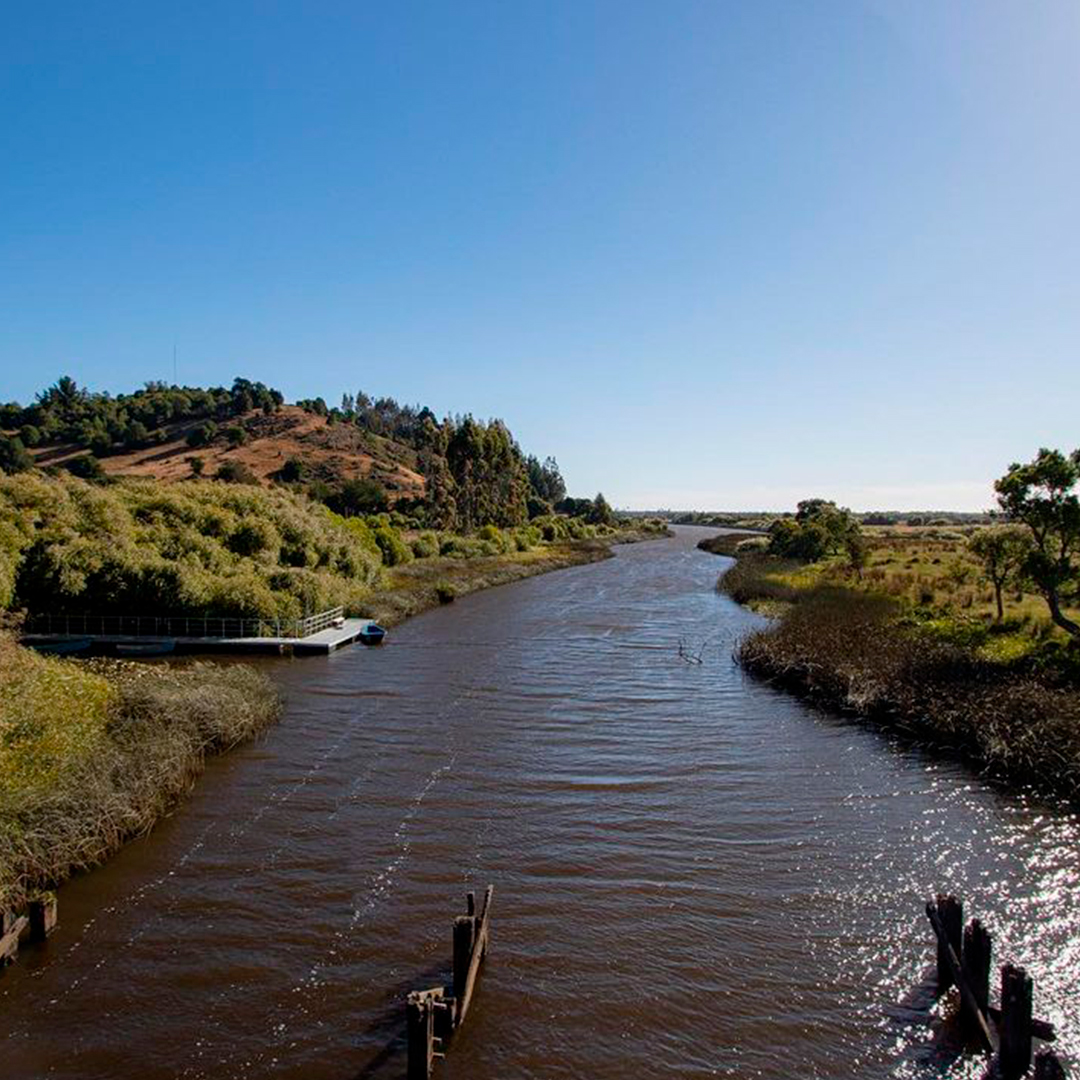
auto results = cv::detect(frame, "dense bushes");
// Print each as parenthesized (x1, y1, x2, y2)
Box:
(0, 472, 640, 621)
(0, 473, 386, 618)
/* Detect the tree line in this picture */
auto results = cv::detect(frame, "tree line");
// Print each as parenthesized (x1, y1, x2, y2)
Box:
(1, 377, 618, 536)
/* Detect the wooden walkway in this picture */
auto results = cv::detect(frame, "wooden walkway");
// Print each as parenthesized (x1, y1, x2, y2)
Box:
(21, 618, 374, 656)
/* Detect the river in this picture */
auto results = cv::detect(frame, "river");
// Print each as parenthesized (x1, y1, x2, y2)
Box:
(1, 527, 1076, 1078)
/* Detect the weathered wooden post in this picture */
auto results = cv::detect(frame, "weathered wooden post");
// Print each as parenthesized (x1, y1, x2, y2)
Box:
(452, 914, 476, 1008)
(961, 918, 991, 1031)
(0, 913, 28, 966)
(406, 988, 444, 1080)
(28, 893, 58, 942)
(936, 895, 963, 992)
(999, 963, 1034, 1080)
(1033, 1049, 1066, 1080)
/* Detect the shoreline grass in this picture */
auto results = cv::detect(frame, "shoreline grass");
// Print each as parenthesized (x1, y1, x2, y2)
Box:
(0, 636, 280, 912)
(708, 549, 1080, 802)
(359, 532, 660, 626)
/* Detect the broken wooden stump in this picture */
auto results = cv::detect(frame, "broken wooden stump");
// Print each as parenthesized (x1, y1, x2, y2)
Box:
(922, 893, 1067, 1078)
(406, 988, 447, 1080)
(0, 894, 59, 973)
(28, 893, 58, 943)
(407, 885, 494, 1080)
(999, 964, 1034, 1080)
(961, 918, 992, 1032)
(0, 915, 29, 966)
(926, 900, 994, 1051)
(934, 894, 964, 993)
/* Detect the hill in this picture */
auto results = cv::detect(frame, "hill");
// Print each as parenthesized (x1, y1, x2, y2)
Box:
(29, 404, 427, 497)
(0, 376, 573, 531)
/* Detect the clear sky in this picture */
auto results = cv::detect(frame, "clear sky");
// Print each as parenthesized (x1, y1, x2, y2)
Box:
(2, 1, 1077, 511)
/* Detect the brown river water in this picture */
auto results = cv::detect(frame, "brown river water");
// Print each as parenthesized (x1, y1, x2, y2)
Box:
(1, 527, 1077, 1079)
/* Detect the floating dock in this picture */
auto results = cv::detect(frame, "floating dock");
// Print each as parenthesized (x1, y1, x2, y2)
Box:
(21, 618, 375, 657)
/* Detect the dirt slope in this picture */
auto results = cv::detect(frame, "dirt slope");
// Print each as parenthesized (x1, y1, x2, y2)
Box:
(30, 406, 426, 497)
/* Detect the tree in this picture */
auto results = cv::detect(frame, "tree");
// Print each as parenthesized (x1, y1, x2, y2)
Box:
(0, 434, 33, 473)
(326, 478, 388, 517)
(278, 456, 309, 483)
(795, 498, 858, 554)
(215, 460, 258, 484)
(225, 425, 248, 448)
(186, 455, 205, 477)
(844, 530, 868, 580)
(994, 448, 1080, 637)
(588, 492, 615, 526)
(769, 517, 830, 561)
(187, 421, 217, 448)
(968, 525, 1032, 621)
(64, 454, 105, 481)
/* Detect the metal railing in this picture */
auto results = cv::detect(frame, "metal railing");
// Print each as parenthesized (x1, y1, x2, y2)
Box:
(23, 607, 345, 641)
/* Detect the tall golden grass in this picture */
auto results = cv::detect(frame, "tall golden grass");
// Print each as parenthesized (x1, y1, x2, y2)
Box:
(0, 634, 279, 911)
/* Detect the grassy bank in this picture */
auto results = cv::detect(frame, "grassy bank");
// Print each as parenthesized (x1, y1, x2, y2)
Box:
(710, 549, 1080, 802)
(0, 632, 279, 912)
(361, 538, 617, 626)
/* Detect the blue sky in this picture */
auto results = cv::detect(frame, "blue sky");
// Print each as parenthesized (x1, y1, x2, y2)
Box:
(2, 1, 1077, 510)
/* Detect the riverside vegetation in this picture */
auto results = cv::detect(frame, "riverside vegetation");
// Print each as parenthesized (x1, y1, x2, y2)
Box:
(704, 448, 1080, 802)
(0, 631, 280, 912)
(0, 376, 666, 917)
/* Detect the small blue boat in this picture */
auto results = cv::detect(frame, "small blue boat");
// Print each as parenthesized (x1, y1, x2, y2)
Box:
(32, 638, 93, 656)
(359, 622, 387, 645)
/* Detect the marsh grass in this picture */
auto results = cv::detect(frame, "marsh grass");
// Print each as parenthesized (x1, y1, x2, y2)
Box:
(718, 559, 1080, 801)
(0, 635, 279, 911)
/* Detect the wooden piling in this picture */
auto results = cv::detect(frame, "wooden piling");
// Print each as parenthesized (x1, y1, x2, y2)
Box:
(961, 918, 991, 1031)
(452, 915, 475, 1008)
(408, 886, 493, 1077)
(999, 963, 1033, 1080)
(925, 902, 995, 1052)
(28, 894, 58, 942)
(406, 988, 444, 1080)
(1033, 1050, 1066, 1080)
(0, 915, 28, 966)
(935, 894, 963, 993)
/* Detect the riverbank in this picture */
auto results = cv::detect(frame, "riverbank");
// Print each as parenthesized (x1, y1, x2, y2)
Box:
(709, 548, 1080, 803)
(0, 634, 280, 913)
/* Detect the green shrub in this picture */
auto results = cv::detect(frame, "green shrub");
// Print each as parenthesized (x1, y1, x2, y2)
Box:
(215, 460, 258, 484)
(0, 435, 33, 474)
(435, 582, 456, 604)
(411, 531, 440, 559)
(64, 454, 106, 481)
(478, 524, 510, 553)
(186, 421, 217, 448)
(440, 535, 486, 559)
(372, 524, 412, 566)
